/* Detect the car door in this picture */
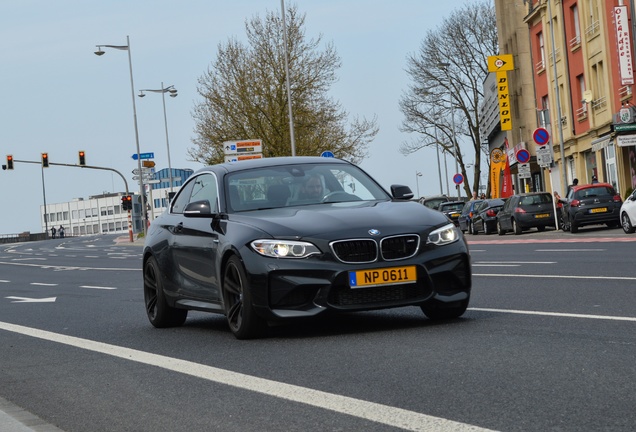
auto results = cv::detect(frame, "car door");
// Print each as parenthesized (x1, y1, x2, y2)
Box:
(498, 197, 515, 230)
(166, 173, 222, 302)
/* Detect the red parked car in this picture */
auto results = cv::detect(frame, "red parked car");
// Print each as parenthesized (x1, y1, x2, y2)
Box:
(560, 183, 622, 233)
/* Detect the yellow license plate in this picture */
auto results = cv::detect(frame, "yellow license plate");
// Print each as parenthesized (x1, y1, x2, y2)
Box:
(534, 213, 550, 218)
(349, 265, 417, 288)
(590, 207, 607, 213)
(450, 213, 460, 217)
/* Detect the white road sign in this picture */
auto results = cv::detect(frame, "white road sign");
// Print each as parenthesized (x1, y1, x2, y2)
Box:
(223, 139, 263, 155)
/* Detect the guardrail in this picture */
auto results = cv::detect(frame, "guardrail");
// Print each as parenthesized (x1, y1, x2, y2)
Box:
(0, 232, 49, 244)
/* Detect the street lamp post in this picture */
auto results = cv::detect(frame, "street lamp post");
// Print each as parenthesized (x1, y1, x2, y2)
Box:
(439, 62, 461, 201)
(415, 171, 422, 198)
(95, 35, 147, 237)
(280, 0, 296, 156)
(138, 83, 178, 192)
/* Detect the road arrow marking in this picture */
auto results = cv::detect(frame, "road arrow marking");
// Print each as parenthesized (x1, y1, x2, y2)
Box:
(5, 296, 57, 303)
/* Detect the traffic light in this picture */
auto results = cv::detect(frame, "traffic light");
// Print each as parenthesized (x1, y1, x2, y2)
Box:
(6, 155, 13, 170)
(121, 195, 133, 211)
(78, 151, 86, 166)
(42, 153, 49, 168)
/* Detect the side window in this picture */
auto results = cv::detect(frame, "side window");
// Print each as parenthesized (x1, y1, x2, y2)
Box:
(170, 179, 196, 214)
(189, 173, 219, 211)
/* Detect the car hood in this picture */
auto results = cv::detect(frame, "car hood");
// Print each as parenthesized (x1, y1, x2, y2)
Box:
(229, 200, 448, 240)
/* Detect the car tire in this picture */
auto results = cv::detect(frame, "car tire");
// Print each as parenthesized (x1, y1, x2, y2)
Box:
(471, 222, 478, 235)
(570, 219, 579, 233)
(421, 298, 469, 320)
(622, 213, 636, 234)
(484, 222, 491, 235)
(143, 256, 188, 328)
(513, 219, 522, 235)
(497, 221, 505, 236)
(223, 255, 267, 340)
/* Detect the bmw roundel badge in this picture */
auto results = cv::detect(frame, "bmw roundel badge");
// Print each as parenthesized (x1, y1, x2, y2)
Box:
(368, 229, 380, 236)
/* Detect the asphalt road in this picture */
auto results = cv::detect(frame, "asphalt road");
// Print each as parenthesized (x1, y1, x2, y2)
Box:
(1, 229, 635, 432)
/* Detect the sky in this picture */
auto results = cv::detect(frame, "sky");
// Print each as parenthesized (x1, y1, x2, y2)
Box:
(0, 0, 481, 235)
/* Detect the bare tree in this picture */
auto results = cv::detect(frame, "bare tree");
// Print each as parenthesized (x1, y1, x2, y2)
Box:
(190, 5, 378, 165)
(399, 0, 498, 198)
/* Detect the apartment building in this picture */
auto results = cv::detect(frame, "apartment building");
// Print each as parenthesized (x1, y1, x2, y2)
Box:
(488, 0, 636, 197)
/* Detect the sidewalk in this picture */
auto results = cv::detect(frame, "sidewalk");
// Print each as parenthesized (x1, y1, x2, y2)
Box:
(0, 397, 63, 432)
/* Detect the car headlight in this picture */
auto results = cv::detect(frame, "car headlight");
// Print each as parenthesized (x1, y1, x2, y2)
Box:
(426, 223, 459, 246)
(251, 239, 321, 258)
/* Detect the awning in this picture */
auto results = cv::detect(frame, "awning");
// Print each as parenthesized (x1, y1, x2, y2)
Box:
(591, 136, 611, 152)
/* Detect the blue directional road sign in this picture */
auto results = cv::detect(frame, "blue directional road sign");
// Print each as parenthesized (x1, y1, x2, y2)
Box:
(132, 152, 155, 160)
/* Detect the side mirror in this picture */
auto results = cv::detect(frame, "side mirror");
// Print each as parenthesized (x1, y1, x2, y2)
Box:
(184, 200, 213, 217)
(390, 184, 414, 200)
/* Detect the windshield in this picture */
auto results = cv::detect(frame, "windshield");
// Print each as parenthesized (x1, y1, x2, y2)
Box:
(225, 163, 391, 212)
(440, 203, 464, 212)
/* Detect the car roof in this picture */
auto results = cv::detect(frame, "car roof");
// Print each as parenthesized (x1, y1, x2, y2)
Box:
(572, 183, 614, 190)
(194, 156, 351, 175)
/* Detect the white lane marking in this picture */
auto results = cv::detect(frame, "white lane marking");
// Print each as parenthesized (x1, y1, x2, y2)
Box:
(470, 308, 636, 322)
(0, 280, 9, 283)
(5, 296, 57, 303)
(475, 261, 556, 264)
(85, 256, 100, 258)
(534, 249, 606, 252)
(0, 261, 138, 271)
(474, 273, 636, 281)
(30, 282, 58, 287)
(80, 286, 117, 290)
(0, 321, 494, 432)
(12, 258, 46, 261)
(473, 264, 520, 267)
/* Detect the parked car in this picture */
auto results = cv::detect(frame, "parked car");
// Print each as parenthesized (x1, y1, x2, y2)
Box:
(437, 201, 465, 226)
(496, 192, 556, 235)
(561, 183, 622, 233)
(458, 199, 484, 234)
(419, 195, 450, 210)
(471, 198, 506, 235)
(620, 189, 636, 233)
(142, 157, 471, 339)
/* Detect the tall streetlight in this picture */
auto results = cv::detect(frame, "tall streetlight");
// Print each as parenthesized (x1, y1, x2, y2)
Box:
(94, 36, 147, 236)
(415, 171, 422, 198)
(280, 0, 296, 156)
(138, 83, 178, 192)
(439, 62, 461, 200)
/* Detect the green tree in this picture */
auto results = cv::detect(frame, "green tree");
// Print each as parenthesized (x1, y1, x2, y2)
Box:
(190, 5, 378, 165)
(399, 0, 498, 198)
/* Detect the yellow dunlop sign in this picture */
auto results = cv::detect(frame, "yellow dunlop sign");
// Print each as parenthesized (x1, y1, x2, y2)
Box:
(497, 71, 512, 131)
(487, 54, 514, 72)
(490, 148, 505, 199)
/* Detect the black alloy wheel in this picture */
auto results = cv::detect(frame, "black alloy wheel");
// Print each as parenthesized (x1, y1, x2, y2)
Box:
(143, 256, 187, 328)
(223, 256, 267, 339)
